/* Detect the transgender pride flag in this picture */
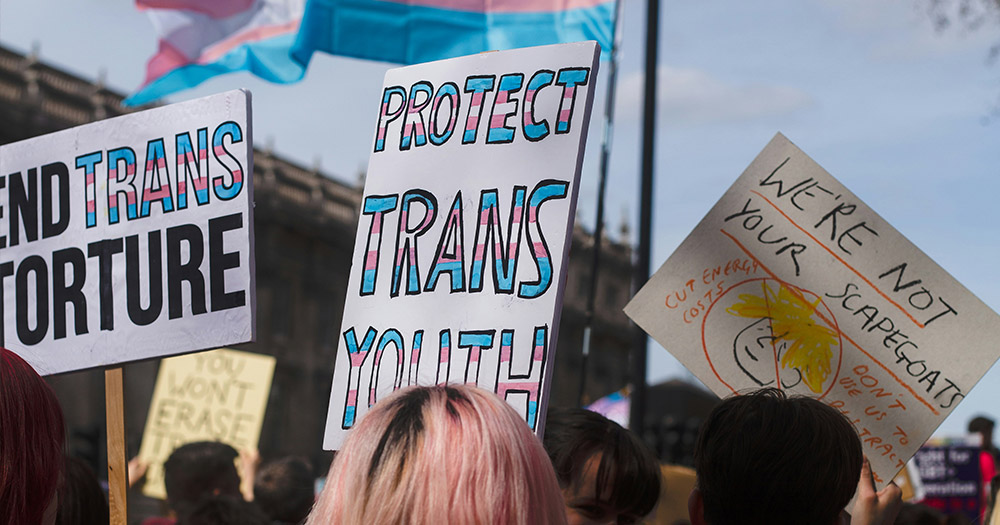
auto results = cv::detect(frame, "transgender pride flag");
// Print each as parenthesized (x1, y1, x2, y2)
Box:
(290, 0, 614, 66)
(125, 0, 306, 106)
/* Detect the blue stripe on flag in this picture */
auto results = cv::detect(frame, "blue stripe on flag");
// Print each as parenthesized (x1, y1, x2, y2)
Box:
(125, 32, 306, 106)
(291, 0, 614, 66)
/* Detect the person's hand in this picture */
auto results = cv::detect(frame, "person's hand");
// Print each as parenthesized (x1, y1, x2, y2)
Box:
(127, 456, 148, 489)
(239, 448, 261, 501)
(849, 458, 902, 525)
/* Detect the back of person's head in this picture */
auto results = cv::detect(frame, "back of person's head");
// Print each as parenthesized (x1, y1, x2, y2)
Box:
(969, 416, 995, 432)
(969, 416, 995, 446)
(692, 388, 862, 525)
(163, 441, 242, 521)
(308, 384, 567, 524)
(0, 347, 65, 525)
(893, 503, 944, 525)
(55, 456, 110, 525)
(253, 456, 315, 524)
(543, 407, 661, 524)
(181, 494, 269, 525)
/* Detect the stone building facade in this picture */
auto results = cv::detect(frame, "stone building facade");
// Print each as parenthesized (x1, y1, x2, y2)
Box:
(0, 44, 638, 472)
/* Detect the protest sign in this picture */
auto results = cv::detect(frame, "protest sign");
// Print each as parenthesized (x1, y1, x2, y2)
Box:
(625, 133, 1000, 486)
(912, 442, 983, 521)
(137, 348, 275, 499)
(322, 42, 600, 449)
(0, 90, 255, 374)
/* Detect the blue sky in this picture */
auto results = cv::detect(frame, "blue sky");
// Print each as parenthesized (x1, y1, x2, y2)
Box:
(1, 0, 998, 437)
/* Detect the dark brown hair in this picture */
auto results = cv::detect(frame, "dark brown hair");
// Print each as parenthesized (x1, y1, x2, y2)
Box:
(694, 388, 862, 525)
(543, 408, 661, 521)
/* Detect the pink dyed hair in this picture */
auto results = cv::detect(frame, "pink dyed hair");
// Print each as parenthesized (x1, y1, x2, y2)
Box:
(0, 347, 65, 525)
(308, 385, 567, 525)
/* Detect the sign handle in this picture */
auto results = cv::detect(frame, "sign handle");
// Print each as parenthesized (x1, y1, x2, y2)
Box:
(105, 367, 128, 524)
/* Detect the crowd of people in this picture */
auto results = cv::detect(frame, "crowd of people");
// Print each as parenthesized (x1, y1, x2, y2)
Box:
(3, 345, 999, 525)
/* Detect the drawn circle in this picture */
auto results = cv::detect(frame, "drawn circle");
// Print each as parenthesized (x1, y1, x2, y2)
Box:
(701, 278, 842, 399)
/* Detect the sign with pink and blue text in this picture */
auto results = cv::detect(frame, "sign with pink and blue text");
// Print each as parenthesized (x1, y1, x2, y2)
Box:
(0, 90, 255, 375)
(323, 42, 600, 449)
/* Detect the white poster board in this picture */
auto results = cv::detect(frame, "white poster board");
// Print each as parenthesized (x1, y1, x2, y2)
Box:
(323, 42, 600, 449)
(0, 90, 255, 374)
(626, 133, 1000, 487)
(137, 348, 276, 500)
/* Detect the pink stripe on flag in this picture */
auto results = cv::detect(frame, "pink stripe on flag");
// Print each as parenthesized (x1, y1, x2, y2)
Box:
(199, 20, 300, 63)
(137, 18, 297, 91)
(346, 389, 358, 406)
(141, 39, 191, 87)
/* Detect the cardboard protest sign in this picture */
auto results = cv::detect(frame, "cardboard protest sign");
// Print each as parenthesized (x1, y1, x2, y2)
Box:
(912, 442, 984, 521)
(322, 42, 600, 449)
(0, 90, 255, 374)
(625, 133, 1000, 486)
(136, 348, 275, 499)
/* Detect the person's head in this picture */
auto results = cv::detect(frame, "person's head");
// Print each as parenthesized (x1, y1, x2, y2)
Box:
(689, 388, 862, 525)
(253, 456, 315, 524)
(969, 416, 995, 448)
(0, 347, 65, 525)
(308, 384, 567, 524)
(163, 441, 242, 521)
(543, 408, 661, 525)
(182, 495, 269, 525)
(55, 456, 110, 525)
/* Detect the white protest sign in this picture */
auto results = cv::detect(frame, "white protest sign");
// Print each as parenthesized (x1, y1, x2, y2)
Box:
(625, 133, 1000, 487)
(323, 42, 600, 449)
(137, 348, 275, 500)
(0, 90, 255, 374)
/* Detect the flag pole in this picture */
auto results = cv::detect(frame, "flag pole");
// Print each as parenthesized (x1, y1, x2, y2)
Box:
(578, 0, 625, 408)
(629, 0, 658, 433)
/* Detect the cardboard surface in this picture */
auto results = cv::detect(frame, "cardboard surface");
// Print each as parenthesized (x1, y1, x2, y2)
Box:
(323, 42, 600, 449)
(136, 348, 275, 499)
(0, 90, 256, 374)
(626, 133, 1000, 486)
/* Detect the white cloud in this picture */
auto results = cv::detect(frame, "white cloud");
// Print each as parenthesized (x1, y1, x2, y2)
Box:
(618, 66, 813, 125)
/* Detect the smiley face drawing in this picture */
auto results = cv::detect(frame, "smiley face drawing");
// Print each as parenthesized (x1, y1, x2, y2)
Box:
(701, 279, 842, 398)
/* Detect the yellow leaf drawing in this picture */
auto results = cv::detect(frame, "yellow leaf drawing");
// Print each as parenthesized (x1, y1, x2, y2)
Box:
(726, 281, 837, 393)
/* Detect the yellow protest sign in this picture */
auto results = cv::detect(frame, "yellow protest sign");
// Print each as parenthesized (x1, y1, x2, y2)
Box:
(137, 348, 275, 499)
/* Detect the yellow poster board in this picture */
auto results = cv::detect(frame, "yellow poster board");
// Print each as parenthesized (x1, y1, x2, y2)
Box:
(137, 348, 276, 499)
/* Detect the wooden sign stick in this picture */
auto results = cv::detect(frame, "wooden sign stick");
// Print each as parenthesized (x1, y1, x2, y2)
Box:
(105, 367, 128, 524)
